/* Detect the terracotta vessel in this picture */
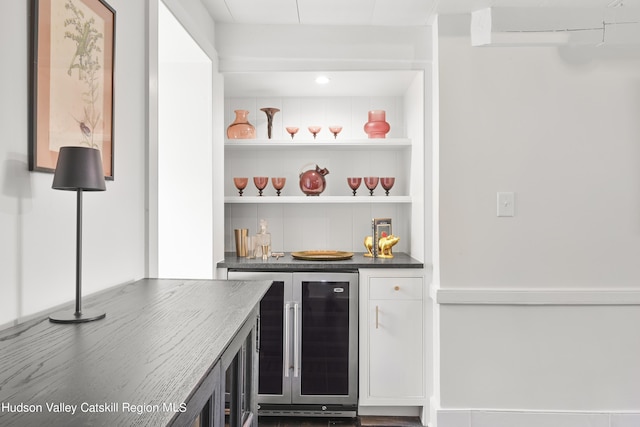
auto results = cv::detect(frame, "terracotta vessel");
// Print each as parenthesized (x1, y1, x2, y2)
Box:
(364, 110, 390, 139)
(299, 164, 329, 196)
(227, 110, 256, 139)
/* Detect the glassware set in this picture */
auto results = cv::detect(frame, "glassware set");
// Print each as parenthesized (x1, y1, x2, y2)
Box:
(347, 176, 395, 196)
(234, 177, 287, 196)
(283, 126, 342, 140)
(228, 107, 389, 140)
(234, 176, 394, 196)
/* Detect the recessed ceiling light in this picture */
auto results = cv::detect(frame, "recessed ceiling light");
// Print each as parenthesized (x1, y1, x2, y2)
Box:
(315, 76, 330, 85)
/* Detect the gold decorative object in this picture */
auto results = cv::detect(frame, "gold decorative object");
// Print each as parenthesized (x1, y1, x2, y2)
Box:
(364, 234, 400, 258)
(291, 250, 354, 261)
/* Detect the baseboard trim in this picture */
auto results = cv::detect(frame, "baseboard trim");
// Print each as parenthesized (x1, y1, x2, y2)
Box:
(436, 409, 640, 427)
(437, 289, 640, 305)
(358, 406, 421, 417)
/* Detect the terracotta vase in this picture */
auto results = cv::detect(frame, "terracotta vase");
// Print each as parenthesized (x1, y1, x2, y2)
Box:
(364, 110, 390, 139)
(227, 110, 256, 139)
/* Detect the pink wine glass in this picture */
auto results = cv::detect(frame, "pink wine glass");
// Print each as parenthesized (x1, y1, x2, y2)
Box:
(329, 126, 342, 139)
(380, 177, 395, 196)
(308, 126, 321, 139)
(286, 127, 299, 139)
(233, 177, 248, 196)
(364, 176, 379, 196)
(347, 177, 362, 196)
(253, 176, 268, 196)
(271, 177, 286, 196)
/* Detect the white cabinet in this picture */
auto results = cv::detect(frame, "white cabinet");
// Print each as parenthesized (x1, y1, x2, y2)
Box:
(359, 269, 426, 408)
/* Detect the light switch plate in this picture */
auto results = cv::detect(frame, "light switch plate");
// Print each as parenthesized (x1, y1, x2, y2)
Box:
(497, 192, 515, 217)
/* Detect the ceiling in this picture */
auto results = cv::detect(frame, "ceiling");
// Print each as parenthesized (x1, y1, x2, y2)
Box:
(201, 0, 639, 27)
(197, 0, 639, 96)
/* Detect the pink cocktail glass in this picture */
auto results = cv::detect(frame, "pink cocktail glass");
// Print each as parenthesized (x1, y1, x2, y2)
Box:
(364, 177, 379, 196)
(271, 177, 286, 196)
(308, 126, 321, 139)
(380, 177, 395, 196)
(286, 127, 299, 139)
(253, 176, 268, 196)
(329, 126, 342, 139)
(347, 177, 362, 196)
(233, 177, 248, 196)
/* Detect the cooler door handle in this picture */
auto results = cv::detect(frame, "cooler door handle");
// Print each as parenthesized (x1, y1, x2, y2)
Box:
(293, 302, 300, 378)
(284, 302, 291, 378)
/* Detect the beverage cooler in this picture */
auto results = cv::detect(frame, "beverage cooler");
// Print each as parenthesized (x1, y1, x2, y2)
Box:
(227, 271, 358, 417)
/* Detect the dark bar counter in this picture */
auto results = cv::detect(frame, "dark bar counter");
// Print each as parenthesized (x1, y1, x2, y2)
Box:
(0, 278, 271, 427)
(217, 252, 423, 272)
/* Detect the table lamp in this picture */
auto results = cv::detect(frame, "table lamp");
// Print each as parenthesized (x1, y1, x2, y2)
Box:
(49, 146, 107, 324)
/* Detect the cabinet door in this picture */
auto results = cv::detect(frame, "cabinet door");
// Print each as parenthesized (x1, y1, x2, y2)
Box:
(368, 299, 423, 398)
(227, 271, 293, 405)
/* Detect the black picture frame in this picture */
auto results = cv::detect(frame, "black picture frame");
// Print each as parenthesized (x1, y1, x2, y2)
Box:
(29, 0, 116, 180)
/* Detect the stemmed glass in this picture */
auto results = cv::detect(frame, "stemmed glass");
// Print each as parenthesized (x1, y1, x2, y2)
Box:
(347, 177, 362, 196)
(271, 177, 286, 196)
(253, 176, 268, 196)
(364, 177, 379, 196)
(380, 177, 395, 196)
(329, 126, 342, 139)
(233, 177, 248, 196)
(308, 126, 321, 139)
(286, 127, 299, 139)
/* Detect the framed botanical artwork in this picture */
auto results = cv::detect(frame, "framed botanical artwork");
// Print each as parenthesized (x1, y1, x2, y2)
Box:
(29, 0, 116, 179)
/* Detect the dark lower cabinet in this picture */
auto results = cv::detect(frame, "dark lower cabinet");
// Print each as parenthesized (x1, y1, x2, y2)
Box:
(219, 307, 260, 427)
(171, 363, 220, 427)
(171, 307, 259, 427)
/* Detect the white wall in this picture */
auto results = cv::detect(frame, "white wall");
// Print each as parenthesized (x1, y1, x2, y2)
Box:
(148, 0, 225, 277)
(437, 14, 640, 426)
(0, 0, 222, 327)
(158, 3, 213, 279)
(0, 0, 147, 327)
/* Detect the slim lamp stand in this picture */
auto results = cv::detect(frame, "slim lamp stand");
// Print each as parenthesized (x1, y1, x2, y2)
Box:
(50, 190, 105, 323)
(49, 146, 107, 324)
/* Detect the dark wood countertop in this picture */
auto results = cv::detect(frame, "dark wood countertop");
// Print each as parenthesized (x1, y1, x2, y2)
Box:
(0, 278, 272, 427)
(217, 251, 424, 271)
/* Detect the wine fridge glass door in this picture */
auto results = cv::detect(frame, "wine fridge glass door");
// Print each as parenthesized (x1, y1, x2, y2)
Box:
(291, 272, 358, 405)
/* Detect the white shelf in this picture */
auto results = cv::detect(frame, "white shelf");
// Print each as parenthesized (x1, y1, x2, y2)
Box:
(224, 138, 411, 151)
(225, 196, 411, 204)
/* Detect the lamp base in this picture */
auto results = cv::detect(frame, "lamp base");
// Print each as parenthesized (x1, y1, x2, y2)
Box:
(49, 310, 106, 324)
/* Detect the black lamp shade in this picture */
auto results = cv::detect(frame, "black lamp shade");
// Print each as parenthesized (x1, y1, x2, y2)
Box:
(52, 146, 106, 191)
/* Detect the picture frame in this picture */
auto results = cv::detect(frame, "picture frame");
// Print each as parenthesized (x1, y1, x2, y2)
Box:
(29, 0, 116, 179)
(372, 217, 392, 258)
